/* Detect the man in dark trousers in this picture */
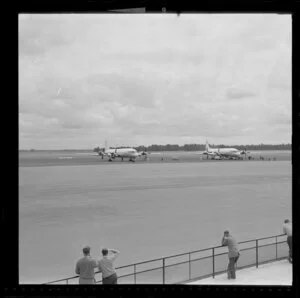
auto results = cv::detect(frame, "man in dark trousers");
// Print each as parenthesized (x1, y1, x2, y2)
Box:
(98, 248, 120, 284)
(283, 219, 292, 263)
(75, 246, 99, 284)
(222, 230, 240, 279)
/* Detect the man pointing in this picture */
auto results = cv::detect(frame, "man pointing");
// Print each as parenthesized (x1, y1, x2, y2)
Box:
(98, 248, 120, 284)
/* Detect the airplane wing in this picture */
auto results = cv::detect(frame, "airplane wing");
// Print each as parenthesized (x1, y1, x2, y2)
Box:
(197, 151, 216, 156)
(195, 151, 206, 155)
(99, 151, 116, 159)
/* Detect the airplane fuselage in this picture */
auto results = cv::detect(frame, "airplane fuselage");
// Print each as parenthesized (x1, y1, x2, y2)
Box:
(209, 148, 241, 156)
(202, 142, 247, 160)
(100, 147, 140, 162)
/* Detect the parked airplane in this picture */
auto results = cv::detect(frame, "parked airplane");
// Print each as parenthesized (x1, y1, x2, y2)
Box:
(98, 142, 149, 162)
(200, 141, 249, 160)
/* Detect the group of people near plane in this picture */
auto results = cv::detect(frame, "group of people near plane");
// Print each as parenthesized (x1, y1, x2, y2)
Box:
(75, 219, 292, 284)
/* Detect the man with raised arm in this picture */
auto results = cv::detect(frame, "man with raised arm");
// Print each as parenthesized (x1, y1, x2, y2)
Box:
(75, 246, 99, 284)
(283, 219, 292, 263)
(221, 230, 240, 279)
(98, 248, 120, 284)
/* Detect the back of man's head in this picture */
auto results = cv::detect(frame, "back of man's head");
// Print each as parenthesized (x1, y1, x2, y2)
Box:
(83, 246, 90, 255)
(102, 248, 108, 256)
(284, 219, 290, 224)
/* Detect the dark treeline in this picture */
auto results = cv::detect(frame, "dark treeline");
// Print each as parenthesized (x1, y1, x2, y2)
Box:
(94, 143, 291, 152)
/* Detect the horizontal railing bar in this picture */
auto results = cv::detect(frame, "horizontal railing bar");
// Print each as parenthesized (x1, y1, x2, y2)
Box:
(256, 234, 285, 241)
(259, 243, 279, 248)
(165, 251, 194, 260)
(121, 257, 164, 267)
(45, 234, 286, 284)
(131, 266, 163, 275)
(239, 246, 256, 251)
(238, 234, 286, 245)
(97, 269, 163, 283)
(115, 273, 136, 279)
(214, 252, 228, 257)
(238, 240, 256, 245)
(164, 260, 190, 268)
(190, 255, 212, 262)
(45, 276, 78, 284)
(190, 246, 222, 254)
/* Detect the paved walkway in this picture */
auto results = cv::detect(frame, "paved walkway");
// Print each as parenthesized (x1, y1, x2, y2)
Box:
(185, 260, 292, 285)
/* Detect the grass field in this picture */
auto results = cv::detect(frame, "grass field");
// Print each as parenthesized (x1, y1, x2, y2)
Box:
(19, 155, 291, 284)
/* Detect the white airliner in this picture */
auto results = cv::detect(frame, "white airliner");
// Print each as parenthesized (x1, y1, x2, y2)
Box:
(200, 141, 249, 160)
(98, 142, 148, 162)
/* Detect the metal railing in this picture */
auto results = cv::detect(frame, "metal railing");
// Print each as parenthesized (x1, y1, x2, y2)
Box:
(45, 234, 288, 284)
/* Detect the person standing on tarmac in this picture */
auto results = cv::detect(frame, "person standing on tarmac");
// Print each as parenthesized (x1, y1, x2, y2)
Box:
(75, 246, 99, 284)
(222, 230, 240, 279)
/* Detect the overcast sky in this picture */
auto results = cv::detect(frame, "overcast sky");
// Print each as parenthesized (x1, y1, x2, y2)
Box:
(19, 14, 291, 149)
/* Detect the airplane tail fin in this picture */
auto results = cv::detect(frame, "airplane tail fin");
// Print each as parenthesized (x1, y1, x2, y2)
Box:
(98, 140, 109, 159)
(104, 140, 109, 152)
(205, 140, 210, 152)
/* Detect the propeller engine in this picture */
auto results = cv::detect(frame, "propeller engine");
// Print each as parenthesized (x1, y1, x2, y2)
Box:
(240, 148, 250, 159)
(139, 150, 150, 160)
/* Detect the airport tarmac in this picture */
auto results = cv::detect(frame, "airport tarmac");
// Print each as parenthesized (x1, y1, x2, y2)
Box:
(19, 150, 291, 167)
(19, 157, 291, 284)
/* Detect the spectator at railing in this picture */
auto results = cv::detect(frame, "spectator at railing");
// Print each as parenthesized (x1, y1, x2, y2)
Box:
(283, 219, 292, 263)
(98, 248, 120, 284)
(75, 246, 99, 284)
(222, 230, 240, 279)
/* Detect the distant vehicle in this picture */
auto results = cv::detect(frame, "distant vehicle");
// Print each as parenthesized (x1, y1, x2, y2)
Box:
(200, 140, 250, 160)
(98, 141, 149, 162)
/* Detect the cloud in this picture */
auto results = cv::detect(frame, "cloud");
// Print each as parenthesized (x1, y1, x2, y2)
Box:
(19, 16, 72, 57)
(86, 73, 158, 108)
(226, 87, 256, 100)
(18, 14, 291, 149)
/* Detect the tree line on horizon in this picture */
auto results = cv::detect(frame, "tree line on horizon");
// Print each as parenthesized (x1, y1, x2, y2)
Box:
(93, 143, 291, 153)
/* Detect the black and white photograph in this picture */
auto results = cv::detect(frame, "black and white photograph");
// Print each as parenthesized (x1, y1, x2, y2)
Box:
(19, 13, 292, 285)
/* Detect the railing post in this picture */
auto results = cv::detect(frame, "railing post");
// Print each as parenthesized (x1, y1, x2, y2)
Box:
(275, 236, 278, 260)
(188, 253, 191, 280)
(256, 240, 258, 268)
(66, 279, 68, 285)
(134, 264, 136, 284)
(212, 248, 215, 278)
(162, 258, 165, 284)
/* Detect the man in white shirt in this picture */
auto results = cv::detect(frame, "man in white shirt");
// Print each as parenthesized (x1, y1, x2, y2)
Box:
(283, 219, 292, 263)
(98, 248, 120, 284)
(75, 246, 99, 284)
